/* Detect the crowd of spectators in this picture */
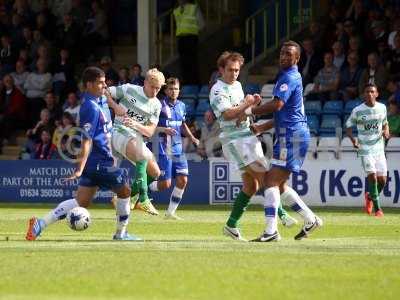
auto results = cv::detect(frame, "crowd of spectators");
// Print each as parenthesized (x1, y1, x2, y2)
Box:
(300, 0, 400, 137)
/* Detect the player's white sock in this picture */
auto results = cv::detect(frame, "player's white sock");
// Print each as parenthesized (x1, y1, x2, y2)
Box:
(42, 198, 79, 228)
(167, 187, 184, 214)
(280, 186, 314, 223)
(263, 187, 280, 234)
(149, 181, 159, 192)
(115, 197, 131, 236)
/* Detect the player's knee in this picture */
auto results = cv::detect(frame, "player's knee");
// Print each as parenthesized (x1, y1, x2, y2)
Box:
(158, 180, 171, 191)
(176, 176, 187, 189)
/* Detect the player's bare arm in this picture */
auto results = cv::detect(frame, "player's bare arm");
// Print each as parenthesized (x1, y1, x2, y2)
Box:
(104, 89, 127, 116)
(222, 94, 259, 121)
(383, 123, 390, 140)
(346, 127, 359, 149)
(123, 118, 158, 138)
(250, 119, 274, 135)
(182, 122, 199, 146)
(250, 98, 284, 116)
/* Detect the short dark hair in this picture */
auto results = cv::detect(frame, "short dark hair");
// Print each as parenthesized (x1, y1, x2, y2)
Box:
(81, 67, 105, 87)
(364, 83, 378, 91)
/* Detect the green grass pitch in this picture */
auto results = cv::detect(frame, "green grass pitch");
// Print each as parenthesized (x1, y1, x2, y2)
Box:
(0, 204, 399, 300)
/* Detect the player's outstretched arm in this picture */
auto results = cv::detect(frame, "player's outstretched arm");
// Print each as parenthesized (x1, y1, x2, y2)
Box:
(249, 98, 284, 116)
(250, 119, 274, 135)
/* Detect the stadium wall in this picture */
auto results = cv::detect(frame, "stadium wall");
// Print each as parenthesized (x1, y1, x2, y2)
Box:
(0, 157, 399, 207)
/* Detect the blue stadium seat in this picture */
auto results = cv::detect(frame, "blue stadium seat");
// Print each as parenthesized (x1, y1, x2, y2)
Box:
(180, 85, 199, 99)
(244, 83, 261, 95)
(342, 114, 358, 136)
(184, 102, 196, 119)
(195, 100, 211, 116)
(181, 98, 196, 107)
(344, 99, 362, 114)
(322, 100, 344, 116)
(319, 115, 341, 136)
(198, 85, 210, 98)
(307, 115, 320, 135)
(305, 101, 322, 116)
(195, 115, 205, 128)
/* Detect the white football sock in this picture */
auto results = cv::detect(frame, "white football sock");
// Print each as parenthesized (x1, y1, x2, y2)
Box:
(263, 187, 280, 234)
(149, 181, 159, 192)
(42, 198, 79, 228)
(115, 197, 130, 235)
(280, 186, 315, 223)
(167, 187, 185, 214)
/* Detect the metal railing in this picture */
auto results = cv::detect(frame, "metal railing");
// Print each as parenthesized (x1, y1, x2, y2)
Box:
(153, 0, 239, 66)
(245, 0, 315, 66)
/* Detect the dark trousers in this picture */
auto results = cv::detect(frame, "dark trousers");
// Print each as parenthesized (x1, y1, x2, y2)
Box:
(177, 34, 199, 84)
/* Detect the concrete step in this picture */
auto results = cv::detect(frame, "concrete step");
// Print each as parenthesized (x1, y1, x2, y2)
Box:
(0, 154, 19, 160)
(16, 136, 28, 147)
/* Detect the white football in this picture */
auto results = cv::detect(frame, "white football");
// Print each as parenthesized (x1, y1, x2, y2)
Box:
(66, 207, 91, 231)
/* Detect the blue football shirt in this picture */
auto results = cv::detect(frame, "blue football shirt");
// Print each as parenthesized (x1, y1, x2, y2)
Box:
(272, 65, 307, 131)
(79, 92, 114, 169)
(157, 98, 186, 155)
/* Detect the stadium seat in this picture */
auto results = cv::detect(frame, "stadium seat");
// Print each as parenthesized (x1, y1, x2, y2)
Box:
(244, 83, 261, 95)
(260, 84, 274, 98)
(317, 136, 340, 158)
(344, 99, 362, 114)
(181, 98, 196, 107)
(185, 103, 196, 119)
(198, 85, 210, 98)
(322, 100, 344, 116)
(307, 115, 320, 135)
(180, 85, 199, 99)
(195, 100, 211, 116)
(305, 101, 322, 116)
(319, 115, 341, 136)
(341, 137, 355, 152)
(195, 115, 205, 128)
(386, 137, 400, 152)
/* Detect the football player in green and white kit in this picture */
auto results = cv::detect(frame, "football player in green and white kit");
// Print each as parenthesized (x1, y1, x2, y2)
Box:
(210, 51, 298, 241)
(346, 83, 390, 217)
(106, 68, 165, 216)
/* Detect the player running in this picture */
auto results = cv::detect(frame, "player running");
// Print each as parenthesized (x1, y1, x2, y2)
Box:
(26, 67, 140, 241)
(146, 77, 199, 220)
(107, 68, 165, 216)
(346, 83, 389, 217)
(244, 41, 323, 241)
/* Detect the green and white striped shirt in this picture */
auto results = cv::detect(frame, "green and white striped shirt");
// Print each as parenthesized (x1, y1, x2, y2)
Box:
(209, 79, 253, 144)
(346, 102, 387, 156)
(109, 84, 161, 136)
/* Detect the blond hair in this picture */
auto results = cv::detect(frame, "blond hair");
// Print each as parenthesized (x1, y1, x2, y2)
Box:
(145, 68, 165, 86)
(217, 51, 244, 69)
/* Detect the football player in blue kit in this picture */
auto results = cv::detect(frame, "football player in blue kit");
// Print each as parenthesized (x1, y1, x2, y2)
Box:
(149, 77, 199, 219)
(26, 67, 141, 241)
(245, 41, 323, 241)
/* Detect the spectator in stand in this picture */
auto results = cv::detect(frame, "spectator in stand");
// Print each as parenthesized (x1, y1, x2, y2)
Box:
(25, 108, 54, 155)
(0, 35, 17, 73)
(332, 41, 346, 71)
(63, 92, 80, 124)
(338, 51, 363, 101)
(52, 111, 76, 148)
(21, 27, 35, 60)
(69, 0, 90, 29)
(388, 101, 400, 137)
(32, 128, 57, 159)
(44, 91, 62, 124)
(387, 77, 400, 105)
(52, 48, 76, 98)
(298, 38, 323, 86)
(368, 20, 388, 53)
(0, 74, 26, 153)
(307, 52, 340, 102)
(345, 0, 367, 34)
(17, 48, 31, 68)
(386, 33, 400, 75)
(12, 0, 34, 26)
(24, 58, 52, 125)
(35, 12, 54, 41)
(342, 19, 357, 50)
(82, 0, 109, 61)
(358, 52, 389, 98)
(117, 67, 129, 86)
(388, 19, 400, 50)
(55, 13, 81, 63)
(30, 44, 51, 72)
(129, 63, 145, 86)
(99, 56, 118, 84)
(348, 36, 367, 67)
(10, 59, 29, 94)
(307, 21, 326, 52)
(196, 110, 222, 159)
(9, 13, 25, 50)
